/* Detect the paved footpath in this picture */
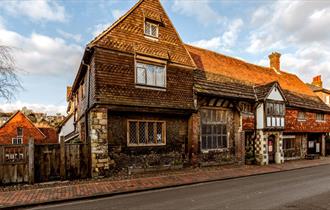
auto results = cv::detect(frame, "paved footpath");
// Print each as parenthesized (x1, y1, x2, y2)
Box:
(1, 157, 330, 209)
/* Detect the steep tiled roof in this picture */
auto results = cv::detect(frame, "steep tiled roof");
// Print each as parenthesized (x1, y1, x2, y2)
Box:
(186, 44, 330, 112)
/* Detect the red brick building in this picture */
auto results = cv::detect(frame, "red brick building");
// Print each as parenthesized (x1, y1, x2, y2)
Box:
(0, 111, 58, 144)
(70, 0, 330, 177)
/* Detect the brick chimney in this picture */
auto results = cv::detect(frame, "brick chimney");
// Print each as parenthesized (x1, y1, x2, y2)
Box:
(312, 75, 323, 88)
(268, 52, 281, 71)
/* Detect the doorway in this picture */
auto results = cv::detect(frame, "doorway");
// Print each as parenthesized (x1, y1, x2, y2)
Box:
(307, 133, 322, 154)
(268, 135, 276, 163)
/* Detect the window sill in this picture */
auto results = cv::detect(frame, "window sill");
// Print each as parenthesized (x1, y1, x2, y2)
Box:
(297, 119, 306, 122)
(201, 148, 229, 153)
(144, 35, 159, 41)
(127, 143, 166, 147)
(135, 84, 166, 91)
(316, 120, 326, 123)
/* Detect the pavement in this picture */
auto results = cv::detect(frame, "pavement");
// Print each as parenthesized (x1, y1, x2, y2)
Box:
(1, 157, 330, 209)
(27, 164, 330, 210)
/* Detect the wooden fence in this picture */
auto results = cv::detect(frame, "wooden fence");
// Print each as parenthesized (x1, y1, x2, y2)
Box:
(0, 138, 90, 185)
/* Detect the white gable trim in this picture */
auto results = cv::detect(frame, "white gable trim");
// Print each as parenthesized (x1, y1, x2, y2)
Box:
(267, 86, 284, 101)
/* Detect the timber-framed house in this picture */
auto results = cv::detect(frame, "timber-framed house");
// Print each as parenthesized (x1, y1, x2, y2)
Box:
(70, 0, 330, 177)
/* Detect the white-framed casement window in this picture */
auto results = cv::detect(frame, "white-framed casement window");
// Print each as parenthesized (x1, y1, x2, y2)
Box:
(144, 21, 158, 38)
(136, 62, 166, 88)
(12, 138, 23, 145)
(316, 113, 325, 122)
(200, 109, 228, 151)
(127, 120, 166, 146)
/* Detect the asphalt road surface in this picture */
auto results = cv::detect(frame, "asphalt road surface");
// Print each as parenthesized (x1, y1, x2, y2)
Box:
(28, 164, 330, 210)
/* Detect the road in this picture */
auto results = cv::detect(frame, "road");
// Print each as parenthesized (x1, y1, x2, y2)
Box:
(28, 164, 330, 210)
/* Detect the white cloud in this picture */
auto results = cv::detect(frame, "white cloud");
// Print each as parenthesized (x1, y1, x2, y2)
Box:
(172, 0, 222, 25)
(57, 29, 82, 43)
(247, 1, 330, 53)
(0, 24, 83, 76)
(92, 22, 113, 37)
(248, 1, 330, 88)
(112, 9, 126, 20)
(190, 19, 243, 52)
(1, 101, 66, 115)
(91, 9, 126, 37)
(1, 0, 66, 22)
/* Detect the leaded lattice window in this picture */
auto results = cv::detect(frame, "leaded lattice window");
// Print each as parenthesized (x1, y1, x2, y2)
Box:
(128, 120, 166, 146)
(144, 21, 158, 38)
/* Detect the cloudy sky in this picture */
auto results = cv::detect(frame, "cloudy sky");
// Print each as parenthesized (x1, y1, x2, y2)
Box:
(0, 0, 330, 115)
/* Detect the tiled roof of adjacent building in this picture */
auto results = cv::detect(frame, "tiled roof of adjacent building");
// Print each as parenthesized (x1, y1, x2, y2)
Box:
(185, 44, 330, 112)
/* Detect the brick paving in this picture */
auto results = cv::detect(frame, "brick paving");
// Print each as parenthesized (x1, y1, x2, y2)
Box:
(1, 157, 330, 209)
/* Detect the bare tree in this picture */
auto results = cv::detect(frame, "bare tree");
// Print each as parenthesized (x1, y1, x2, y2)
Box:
(0, 45, 22, 101)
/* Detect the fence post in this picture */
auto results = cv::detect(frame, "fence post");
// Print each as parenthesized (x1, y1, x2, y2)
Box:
(60, 137, 66, 180)
(28, 138, 35, 184)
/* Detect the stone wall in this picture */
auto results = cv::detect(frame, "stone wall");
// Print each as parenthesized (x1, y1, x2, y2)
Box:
(107, 112, 188, 175)
(89, 108, 110, 177)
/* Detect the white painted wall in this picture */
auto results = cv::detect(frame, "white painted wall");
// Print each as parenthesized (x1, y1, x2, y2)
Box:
(59, 115, 75, 142)
(267, 86, 284, 101)
(256, 103, 264, 129)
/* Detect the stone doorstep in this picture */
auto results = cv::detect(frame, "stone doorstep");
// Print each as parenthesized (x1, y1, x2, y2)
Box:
(1, 158, 330, 209)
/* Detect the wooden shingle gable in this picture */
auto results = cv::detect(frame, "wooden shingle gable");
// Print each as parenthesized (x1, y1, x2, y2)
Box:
(89, 0, 195, 68)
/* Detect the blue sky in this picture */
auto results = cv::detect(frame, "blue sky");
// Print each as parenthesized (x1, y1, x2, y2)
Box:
(0, 0, 330, 115)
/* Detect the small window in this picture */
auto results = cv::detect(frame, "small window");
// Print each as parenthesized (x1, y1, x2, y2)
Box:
(128, 120, 166, 146)
(136, 62, 166, 88)
(12, 138, 23, 145)
(297, 112, 305, 121)
(17, 127, 23, 137)
(316, 113, 325, 121)
(144, 21, 158, 38)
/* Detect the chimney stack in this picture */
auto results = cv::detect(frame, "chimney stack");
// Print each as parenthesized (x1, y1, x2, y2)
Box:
(312, 75, 323, 88)
(268, 52, 281, 71)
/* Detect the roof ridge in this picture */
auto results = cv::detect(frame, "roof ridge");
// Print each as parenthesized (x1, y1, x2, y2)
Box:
(184, 43, 296, 76)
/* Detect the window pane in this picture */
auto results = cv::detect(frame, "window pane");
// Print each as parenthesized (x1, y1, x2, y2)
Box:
(202, 136, 207, 150)
(156, 122, 163, 144)
(151, 25, 157, 37)
(145, 22, 151, 35)
(155, 67, 165, 87)
(129, 122, 137, 144)
(137, 67, 146, 84)
(148, 122, 155, 144)
(146, 66, 155, 86)
(139, 122, 146, 144)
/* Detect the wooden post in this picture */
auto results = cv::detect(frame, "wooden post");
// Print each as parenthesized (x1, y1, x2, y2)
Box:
(321, 134, 326, 157)
(28, 138, 35, 184)
(60, 136, 66, 180)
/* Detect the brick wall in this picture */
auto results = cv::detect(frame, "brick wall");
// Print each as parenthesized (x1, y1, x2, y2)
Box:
(285, 109, 330, 133)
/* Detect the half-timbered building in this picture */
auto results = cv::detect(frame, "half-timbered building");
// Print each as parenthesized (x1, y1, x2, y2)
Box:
(70, 0, 330, 177)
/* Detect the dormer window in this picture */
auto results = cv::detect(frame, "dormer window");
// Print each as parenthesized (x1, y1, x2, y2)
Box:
(144, 21, 158, 38)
